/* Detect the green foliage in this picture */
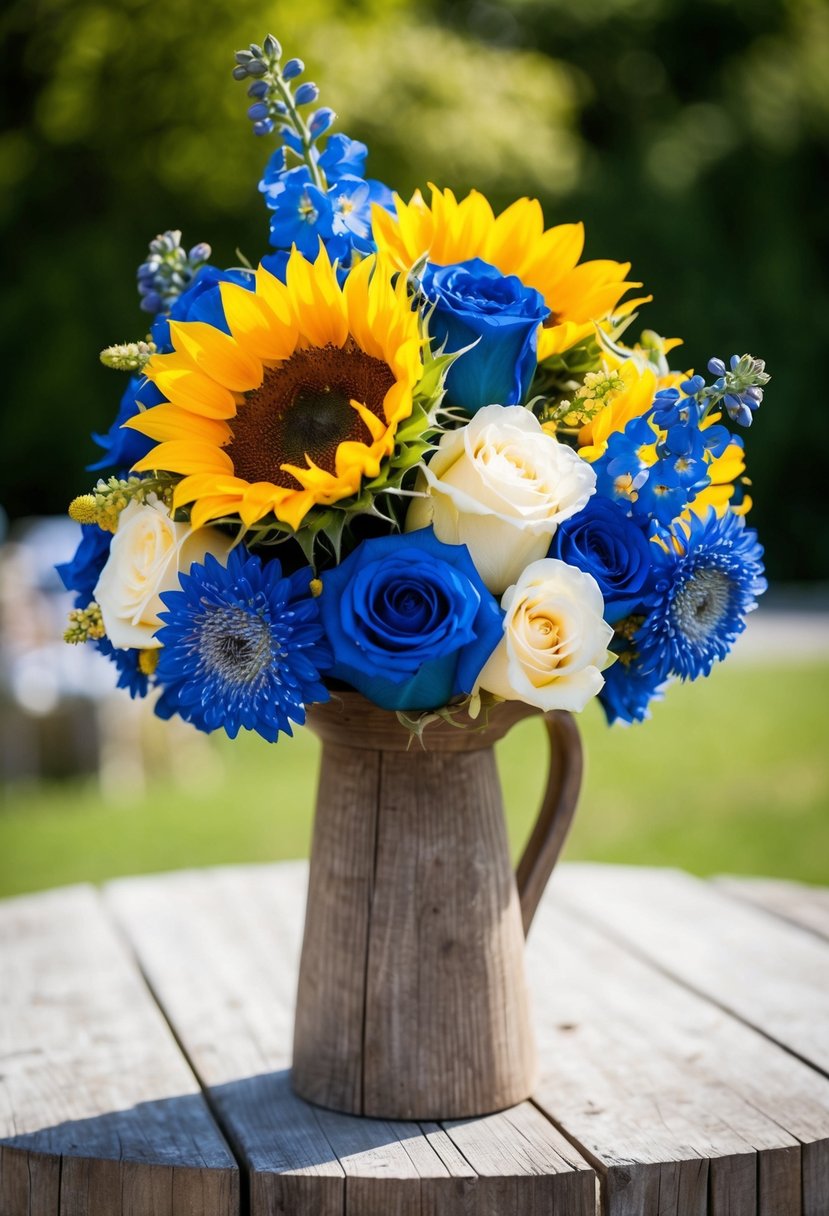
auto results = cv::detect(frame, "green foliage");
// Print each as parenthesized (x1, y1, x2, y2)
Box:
(1, 0, 826, 576)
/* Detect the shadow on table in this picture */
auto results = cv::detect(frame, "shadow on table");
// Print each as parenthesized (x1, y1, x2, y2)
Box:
(0, 1068, 460, 1208)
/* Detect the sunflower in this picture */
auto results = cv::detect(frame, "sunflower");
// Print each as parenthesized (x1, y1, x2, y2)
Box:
(128, 247, 423, 532)
(371, 185, 647, 362)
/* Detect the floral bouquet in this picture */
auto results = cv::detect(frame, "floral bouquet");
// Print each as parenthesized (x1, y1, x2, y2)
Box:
(59, 35, 769, 741)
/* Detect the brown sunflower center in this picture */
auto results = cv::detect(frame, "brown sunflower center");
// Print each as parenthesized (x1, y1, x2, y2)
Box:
(226, 342, 396, 489)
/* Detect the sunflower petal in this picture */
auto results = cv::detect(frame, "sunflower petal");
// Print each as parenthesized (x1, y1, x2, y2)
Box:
(132, 439, 233, 477)
(169, 321, 263, 391)
(124, 402, 230, 446)
(220, 282, 297, 363)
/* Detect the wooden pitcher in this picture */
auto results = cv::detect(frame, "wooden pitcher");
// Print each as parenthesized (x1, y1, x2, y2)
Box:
(292, 691, 583, 1120)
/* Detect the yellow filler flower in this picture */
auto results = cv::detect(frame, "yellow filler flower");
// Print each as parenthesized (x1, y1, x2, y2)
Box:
(128, 247, 423, 531)
(372, 185, 646, 362)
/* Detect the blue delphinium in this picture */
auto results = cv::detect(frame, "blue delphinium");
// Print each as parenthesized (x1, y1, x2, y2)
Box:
(636, 510, 767, 681)
(593, 417, 655, 509)
(235, 37, 393, 271)
(706, 355, 769, 427)
(654, 357, 770, 430)
(154, 548, 332, 741)
(137, 231, 212, 316)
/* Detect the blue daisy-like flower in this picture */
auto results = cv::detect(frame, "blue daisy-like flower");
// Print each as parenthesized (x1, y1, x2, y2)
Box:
(96, 637, 150, 700)
(598, 647, 669, 726)
(154, 548, 332, 741)
(637, 510, 767, 681)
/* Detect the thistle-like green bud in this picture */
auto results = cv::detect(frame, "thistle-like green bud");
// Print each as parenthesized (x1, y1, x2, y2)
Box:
(100, 339, 157, 372)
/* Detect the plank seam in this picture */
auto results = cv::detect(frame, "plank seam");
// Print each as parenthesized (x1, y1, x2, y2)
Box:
(96, 885, 250, 1212)
(528, 1098, 607, 1215)
(712, 880, 829, 945)
(719, 1078, 810, 1152)
(550, 891, 829, 1084)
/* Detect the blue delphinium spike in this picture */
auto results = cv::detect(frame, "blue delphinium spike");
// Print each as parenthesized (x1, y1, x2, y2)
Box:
(294, 82, 320, 106)
(136, 230, 212, 316)
(282, 58, 304, 80)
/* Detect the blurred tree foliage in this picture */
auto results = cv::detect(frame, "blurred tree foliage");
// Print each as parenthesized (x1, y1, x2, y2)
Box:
(1, 0, 826, 578)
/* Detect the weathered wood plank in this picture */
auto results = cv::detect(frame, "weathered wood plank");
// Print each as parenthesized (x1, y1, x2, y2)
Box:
(527, 884, 829, 1216)
(106, 863, 598, 1215)
(0, 884, 238, 1216)
(550, 864, 829, 1075)
(716, 874, 829, 941)
(442, 1102, 599, 1216)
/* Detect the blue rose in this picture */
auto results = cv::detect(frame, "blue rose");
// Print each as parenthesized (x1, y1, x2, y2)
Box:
(56, 523, 113, 607)
(549, 495, 654, 624)
(150, 264, 255, 351)
(318, 528, 503, 711)
(420, 258, 549, 415)
(89, 376, 159, 473)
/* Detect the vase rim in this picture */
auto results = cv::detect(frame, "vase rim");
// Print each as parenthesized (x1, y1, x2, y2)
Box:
(306, 690, 540, 752)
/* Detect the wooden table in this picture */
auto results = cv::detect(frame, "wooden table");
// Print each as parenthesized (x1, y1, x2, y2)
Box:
(2, 862, 828, 1216)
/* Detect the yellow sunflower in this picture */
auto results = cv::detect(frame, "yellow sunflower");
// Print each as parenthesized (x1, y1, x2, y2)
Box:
(372, 184, 647, 362)
(128, 247, 423, 532)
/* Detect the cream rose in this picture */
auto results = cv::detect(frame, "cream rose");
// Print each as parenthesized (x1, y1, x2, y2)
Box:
(405, 404, 596, 594)
(477, 558, 614, 712)
(94, 498, 233, 650)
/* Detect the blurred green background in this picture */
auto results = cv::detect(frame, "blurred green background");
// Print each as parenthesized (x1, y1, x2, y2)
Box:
(1, 0, 827, 896)
(2, 660, 828, 897)
(2, 0, 828, 577)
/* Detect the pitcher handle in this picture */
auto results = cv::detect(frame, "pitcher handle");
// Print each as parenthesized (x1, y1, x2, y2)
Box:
(515, 710, 583, 935)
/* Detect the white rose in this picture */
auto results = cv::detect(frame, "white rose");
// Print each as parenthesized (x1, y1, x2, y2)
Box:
(477, 558, 614, 712)
(405, 405, 596, 594)
(94, 498, 233, 650)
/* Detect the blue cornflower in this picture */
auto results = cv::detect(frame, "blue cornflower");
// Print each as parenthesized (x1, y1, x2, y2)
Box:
(637, 510, 767, 681)
(154, 549, 332, 742)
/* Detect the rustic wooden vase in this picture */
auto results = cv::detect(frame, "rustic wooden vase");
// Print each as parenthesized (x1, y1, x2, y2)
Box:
(292, 690, 583, 1120)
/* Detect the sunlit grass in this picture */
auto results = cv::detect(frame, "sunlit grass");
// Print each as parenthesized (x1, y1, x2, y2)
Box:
(1, 662, 826, 897)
